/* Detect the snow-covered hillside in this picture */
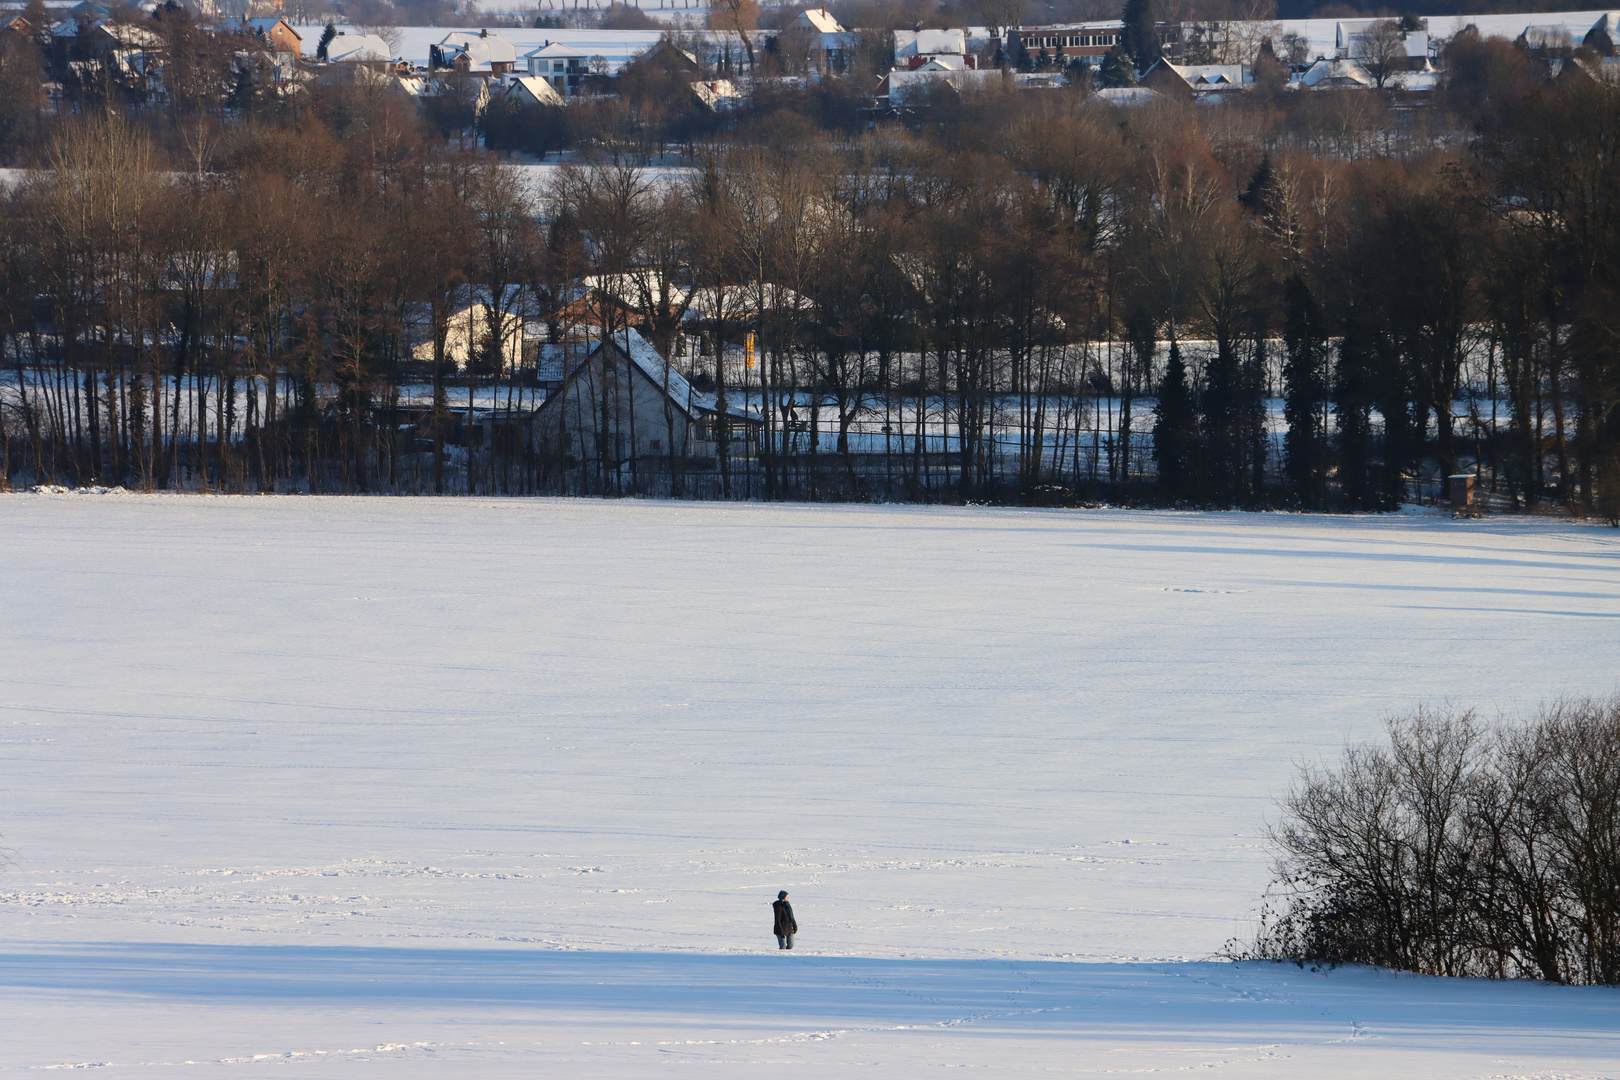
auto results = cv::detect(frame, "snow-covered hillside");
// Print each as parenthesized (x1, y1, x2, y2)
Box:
(2, 495, 1617, 1076)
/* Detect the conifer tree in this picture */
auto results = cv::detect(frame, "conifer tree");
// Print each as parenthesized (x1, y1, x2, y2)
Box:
(1334, 314, 1377, 510)
(1244, 339, 1269, 498)
(1196, 341, 1265, 503)
(317, 22, 336, 62)
(1371, 330, 1415, 509)
(1098, 44, 1137, 87)
(1121, 0, 1159, 72)
(1283, 275, 1330, 507)
(1153, 339, 1197, 498)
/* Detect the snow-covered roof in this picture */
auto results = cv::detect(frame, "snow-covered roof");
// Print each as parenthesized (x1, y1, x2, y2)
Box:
(547, 327, 759, 423)
(894, 27, 966, 59)
(794, 8, 844, 34)
(527, 41, 586, 58)
(1391, 69, 1440, 90)
(99, 22, 164, 48)
(691, 78, 742, 109)
(438, 29, 519, 67)
(1299, 57, 1374, 87)
(1092, 86, 1160, 105)
(1171, 62, 1247, 86)
(326, 32, 393, 63)
(599, 327, 702, 418)
(883, 66, 999, 102)
(1521, 23, 1575, 46)
(508, 75, 564, 106)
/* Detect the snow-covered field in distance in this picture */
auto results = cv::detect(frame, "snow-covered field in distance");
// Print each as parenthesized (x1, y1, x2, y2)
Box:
(2, 494, 1618, 1076)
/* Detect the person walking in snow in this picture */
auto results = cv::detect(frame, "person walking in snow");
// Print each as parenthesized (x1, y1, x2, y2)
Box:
(772, 890, 797, 950)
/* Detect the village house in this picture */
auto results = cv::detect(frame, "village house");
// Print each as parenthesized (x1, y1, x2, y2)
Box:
(1299, 56, 1376, 88)
(410, 291, 532, 374)
(529, 328, 762, 469)
(323, 31, 393, 66)
(893, 27, 974, 69)
(506, 73, 565, 107)
(525, 41, 586, 95)
(1334, 19, 1431, 69)
(55, 19, 168, 98)
(878, 64, 1000, 106)
(1140, 59, 1249, 98)
(222, 16, 301, 56)
(690, 77, 742, 109)
(431, 29, 517, 74)
(1585, 12, 1620, 53)
(792, 8, 855, 73)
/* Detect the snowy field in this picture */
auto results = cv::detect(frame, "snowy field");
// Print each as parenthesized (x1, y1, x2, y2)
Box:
(2, 494, 1619, 1076)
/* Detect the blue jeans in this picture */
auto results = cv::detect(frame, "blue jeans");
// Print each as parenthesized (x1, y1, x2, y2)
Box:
(776, 934, 794, 949)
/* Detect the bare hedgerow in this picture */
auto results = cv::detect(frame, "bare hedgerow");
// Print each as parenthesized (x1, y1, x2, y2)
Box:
(1233, 695, 1620, 985)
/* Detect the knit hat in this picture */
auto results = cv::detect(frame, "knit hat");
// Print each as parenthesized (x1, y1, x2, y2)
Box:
(778, 890, 788, 899)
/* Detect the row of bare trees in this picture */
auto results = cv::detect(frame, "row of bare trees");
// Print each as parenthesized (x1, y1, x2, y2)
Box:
(1, 58, 1617, 510)
(1250, 696, 1620, 985)
(0, 97, 564, 494)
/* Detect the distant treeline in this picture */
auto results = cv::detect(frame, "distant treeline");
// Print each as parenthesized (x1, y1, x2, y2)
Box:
(0, 20, 1616, 512)
(1246, 695, 1620, 986)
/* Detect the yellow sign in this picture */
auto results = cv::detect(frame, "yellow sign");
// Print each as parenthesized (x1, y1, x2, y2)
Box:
(745, 332, 755, 369)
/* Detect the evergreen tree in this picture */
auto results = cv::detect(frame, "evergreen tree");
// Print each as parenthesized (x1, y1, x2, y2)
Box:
(1153, 339, 1198, 498)
(1371, 328, 1415, 508)
(1282, 275, 1330, 507)
(227, 62, 257, 114)
(1200, 339, 1243, 503)
(22, 0, 48, 45)
(317, 22, 336, 62)
(1244, 339, 1270, 499)
(1121, 0, 1160, 72)
(1098, 44, 1137, 87)
(1334, 314, 1377, 509)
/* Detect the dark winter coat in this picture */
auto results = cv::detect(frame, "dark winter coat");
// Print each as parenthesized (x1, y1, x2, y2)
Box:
(772, 899, 797, 936)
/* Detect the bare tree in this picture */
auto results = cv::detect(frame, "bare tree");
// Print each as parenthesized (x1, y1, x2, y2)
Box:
(1353, 20, 1406, 90)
